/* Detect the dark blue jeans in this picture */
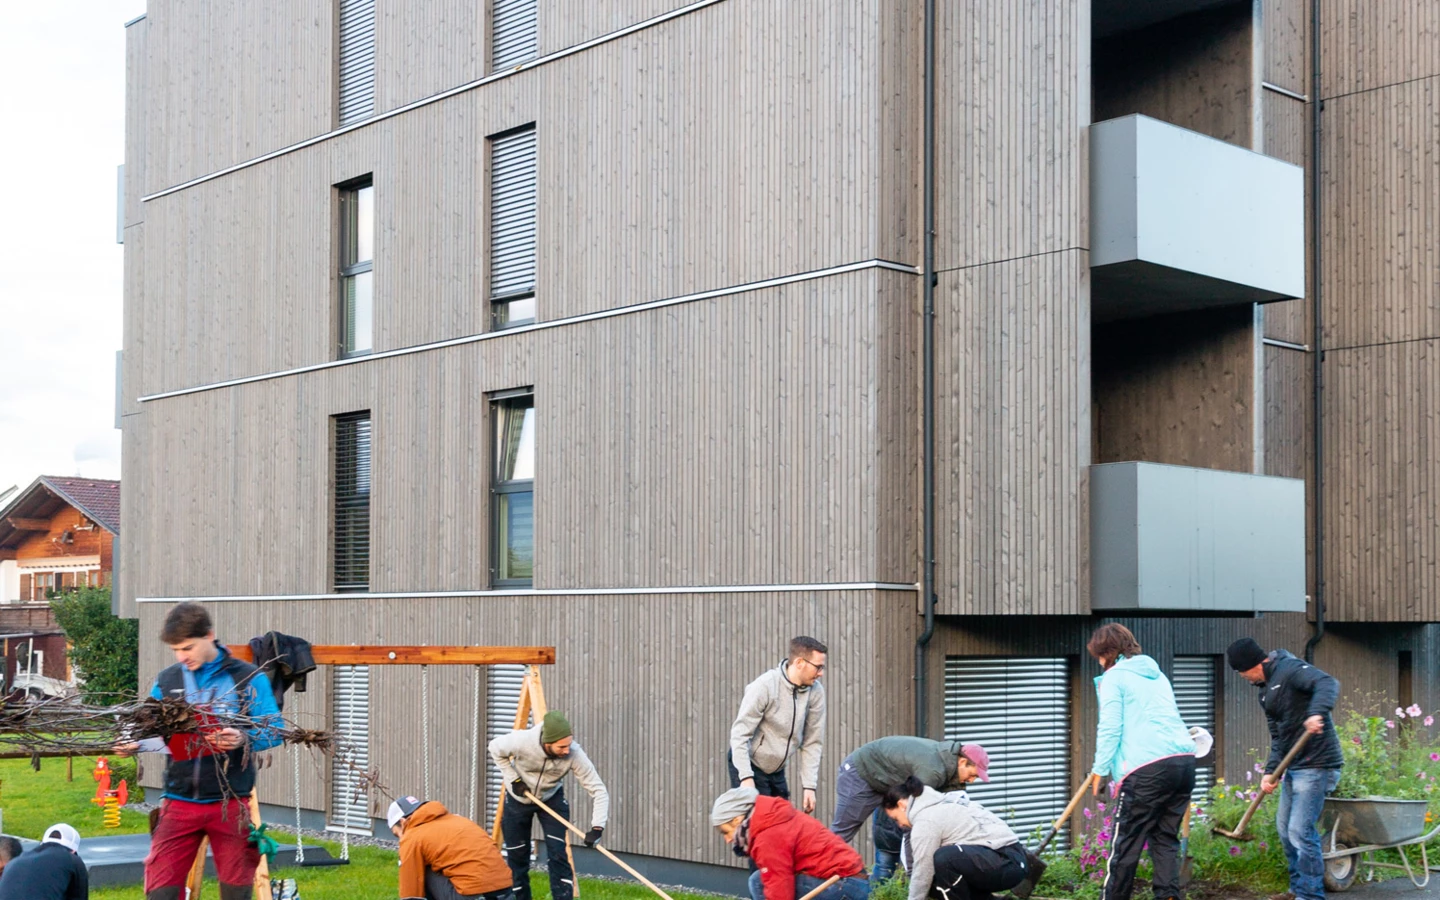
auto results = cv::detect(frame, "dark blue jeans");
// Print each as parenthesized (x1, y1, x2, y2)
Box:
(871, 808, 903, 886)
(1275, 767, 1342, 900)
(748, 871, 872, 900)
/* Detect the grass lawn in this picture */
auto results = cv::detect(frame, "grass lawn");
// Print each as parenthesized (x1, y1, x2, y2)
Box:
(0, 759, 726, 900)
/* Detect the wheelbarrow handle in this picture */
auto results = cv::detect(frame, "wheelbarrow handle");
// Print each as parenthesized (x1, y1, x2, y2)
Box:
(1225, 732, 1313, 837)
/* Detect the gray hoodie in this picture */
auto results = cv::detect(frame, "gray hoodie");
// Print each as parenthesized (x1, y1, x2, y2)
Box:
(902, 787, 1019, 900)
(728, 662, 826, 788)
(489, 724, 610, 828)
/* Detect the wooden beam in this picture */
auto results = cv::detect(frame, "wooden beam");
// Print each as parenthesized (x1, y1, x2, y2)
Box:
(226, 645, 555, 666)
(0, 548, 15, 562)
(5, 518, 49, 532)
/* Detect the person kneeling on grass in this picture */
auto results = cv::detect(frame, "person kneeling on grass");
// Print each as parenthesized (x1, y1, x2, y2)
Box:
(388, 795, 514, 900)
(711, 786, 869, 900)
(0, 823, 88, 900)
(882, 777, 1027, 900)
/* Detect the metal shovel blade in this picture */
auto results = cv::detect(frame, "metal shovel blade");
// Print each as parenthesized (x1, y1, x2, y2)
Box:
(1011, 851, 1046, 899)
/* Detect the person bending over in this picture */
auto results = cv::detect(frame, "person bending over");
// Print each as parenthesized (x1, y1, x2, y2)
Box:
(882, 777, 1027, 900)
(711, 787, 868, 900)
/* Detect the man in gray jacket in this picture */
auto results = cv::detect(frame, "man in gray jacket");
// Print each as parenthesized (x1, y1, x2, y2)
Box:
(728, 636, 828, 814)
(830, 736, 989, 842)
(490, 711, 610, 900)
(881, 778, 1027, 900)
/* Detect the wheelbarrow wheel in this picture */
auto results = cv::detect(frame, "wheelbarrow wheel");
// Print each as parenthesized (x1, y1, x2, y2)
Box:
(1324, 845, 1358, 892)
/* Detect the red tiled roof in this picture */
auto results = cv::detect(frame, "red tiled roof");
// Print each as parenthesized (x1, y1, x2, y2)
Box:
(40, 477, 121, 535)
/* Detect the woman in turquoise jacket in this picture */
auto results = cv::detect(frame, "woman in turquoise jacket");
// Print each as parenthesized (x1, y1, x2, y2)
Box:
(1087, 624, 1198, 900)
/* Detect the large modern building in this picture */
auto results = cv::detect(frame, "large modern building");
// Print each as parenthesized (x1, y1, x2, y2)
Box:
(119, 0, 1440, 888)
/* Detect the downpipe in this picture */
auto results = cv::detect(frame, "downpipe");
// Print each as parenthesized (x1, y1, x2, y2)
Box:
(1303, 0, 1325, 664)
(915, 0, 938, 734)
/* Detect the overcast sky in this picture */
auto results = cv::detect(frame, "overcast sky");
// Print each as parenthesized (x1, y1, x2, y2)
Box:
(0, 2, 146, 496)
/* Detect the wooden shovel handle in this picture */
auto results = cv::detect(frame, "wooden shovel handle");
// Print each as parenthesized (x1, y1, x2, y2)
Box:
(798, 876, 841, 900)
(524, 792, 676, 900)
(1036, 774, 1097, 853)
(1229, 731, 1313, 836)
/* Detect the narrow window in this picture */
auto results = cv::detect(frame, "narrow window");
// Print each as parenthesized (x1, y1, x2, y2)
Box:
(1173, 655, 1221, 800)
(491, 0, 538, 70)
(334, 412, 372, 592)
(492, 392, 534, 585)
(329, 664, 372, 833)
(489, 127, 537, 329)
(337, 0, 376, 126)
(486, 664, 527, 820)
(339, 178, 374, 357)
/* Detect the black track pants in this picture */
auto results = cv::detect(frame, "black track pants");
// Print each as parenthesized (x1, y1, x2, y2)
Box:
(1101, 755, 1196, 900)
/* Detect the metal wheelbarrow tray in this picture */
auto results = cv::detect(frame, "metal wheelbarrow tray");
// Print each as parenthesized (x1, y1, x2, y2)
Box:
(1320, 798, 1439, 892)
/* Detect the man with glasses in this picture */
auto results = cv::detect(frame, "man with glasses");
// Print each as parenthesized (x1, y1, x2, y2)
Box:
(729, 636, 829, 815)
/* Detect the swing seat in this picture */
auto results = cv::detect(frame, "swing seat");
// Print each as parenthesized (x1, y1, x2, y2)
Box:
(299, 857, 350, 867)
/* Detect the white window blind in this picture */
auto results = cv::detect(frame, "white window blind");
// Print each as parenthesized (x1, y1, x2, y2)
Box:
(334, 413, 372, 592)
(490, 127, 537, 327)
(1172, 655, 1218, 802)
(338, 0, 376, 125)
(945, 657, 1072, 845)
(329, 665, 372, 833)
(492, 0, 538, 70)
(485, 664, 527, 822)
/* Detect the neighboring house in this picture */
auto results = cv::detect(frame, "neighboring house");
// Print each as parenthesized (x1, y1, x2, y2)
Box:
(117, 0, 1439, 891)
(0, 477, 120, 696)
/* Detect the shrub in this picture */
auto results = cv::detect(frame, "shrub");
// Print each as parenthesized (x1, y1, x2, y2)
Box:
(49, 587, 139, 702)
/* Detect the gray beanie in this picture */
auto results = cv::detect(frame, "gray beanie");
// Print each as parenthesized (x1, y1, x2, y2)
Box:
(710, 786, 759, 826)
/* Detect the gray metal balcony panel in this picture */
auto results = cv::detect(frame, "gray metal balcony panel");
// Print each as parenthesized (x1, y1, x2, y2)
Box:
(1091, 461, 1306, 612)
(1091, 115, 1304, 322)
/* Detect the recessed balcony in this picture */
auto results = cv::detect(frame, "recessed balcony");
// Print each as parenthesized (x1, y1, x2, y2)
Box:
(1091, 461, 1306, 613)
(1092, 0, 1240, 37)
(1090, 115, 1304, 323)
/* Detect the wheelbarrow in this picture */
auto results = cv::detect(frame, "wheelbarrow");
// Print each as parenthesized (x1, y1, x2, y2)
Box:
(1320, 797, 1440, 891)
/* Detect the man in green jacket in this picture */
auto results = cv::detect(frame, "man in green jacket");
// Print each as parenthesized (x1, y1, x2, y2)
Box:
(829, 736, 989, 841)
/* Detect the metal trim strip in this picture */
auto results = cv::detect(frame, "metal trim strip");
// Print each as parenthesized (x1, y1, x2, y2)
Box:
(135, 581, 919, 603)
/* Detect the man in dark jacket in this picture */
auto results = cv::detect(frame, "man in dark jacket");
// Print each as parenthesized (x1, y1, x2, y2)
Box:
(0, 823, 88, 900)
(1228, 638, 1343, 900)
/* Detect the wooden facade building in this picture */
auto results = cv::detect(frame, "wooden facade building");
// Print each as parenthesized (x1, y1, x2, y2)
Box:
(119, 0, 1440, 887)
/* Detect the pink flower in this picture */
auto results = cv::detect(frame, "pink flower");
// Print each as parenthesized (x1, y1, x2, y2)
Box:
(1245, 771, 1253, 782)
(1259, 842, 1269, 850)
(1083, 807, 1094, 819)
(1229, 846, 1241, 856)
(1099, 832, 1112, 842)
(1353, 736, 1363, 744)
(1430, 753, 1439, 762)
(1387, 720, 1396, 729)
(1247, 791, 1259, 800)
(1408, 704, 1423, 717)
(1253, 762, 1264, 773)
(1097, 802, 1107, 813)
(1417, 772, 1427, 779)
(1397, 707, 1407, 719)
(1427, 716, 1435, 727)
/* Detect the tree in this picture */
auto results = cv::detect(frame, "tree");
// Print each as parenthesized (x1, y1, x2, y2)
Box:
(49, 587, 139, 702)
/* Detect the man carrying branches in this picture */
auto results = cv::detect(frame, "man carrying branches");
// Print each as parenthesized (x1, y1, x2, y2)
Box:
(116, 602, 282, 900)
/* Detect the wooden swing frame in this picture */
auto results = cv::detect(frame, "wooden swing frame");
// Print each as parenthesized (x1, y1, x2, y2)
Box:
(178, 644, 554, 900)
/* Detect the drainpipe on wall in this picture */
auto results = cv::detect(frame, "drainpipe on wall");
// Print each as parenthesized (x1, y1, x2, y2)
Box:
(1303, 0, 1325, 664)
(915, 0, 939, 735)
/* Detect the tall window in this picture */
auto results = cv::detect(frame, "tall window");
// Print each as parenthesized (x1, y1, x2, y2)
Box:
(339, 178, 374, 357)
(329, 664, 371, 832)
(491, 0, 538, 70)
(489, 127, 537, 329)
(334, 412, 372, 592)
(492, 392, 534, 585)
(337, 0, 376, 125)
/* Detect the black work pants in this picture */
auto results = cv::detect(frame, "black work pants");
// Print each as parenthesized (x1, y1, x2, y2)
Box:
(501, 787, 574, 900)
(930, 843, 1028, 900)
(423, 868, 516, 900)
(1102, 755, 1196, 900)
(727, 750, 791, 798)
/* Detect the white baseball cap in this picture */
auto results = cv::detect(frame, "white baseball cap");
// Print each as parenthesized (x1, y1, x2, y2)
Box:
(386, 796, 424, 830)
(1189, 726, 1214, 760)
(42, 823, 80, 853)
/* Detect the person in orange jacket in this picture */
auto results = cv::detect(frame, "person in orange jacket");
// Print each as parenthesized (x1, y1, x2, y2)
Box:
(388, 795, 513, 900)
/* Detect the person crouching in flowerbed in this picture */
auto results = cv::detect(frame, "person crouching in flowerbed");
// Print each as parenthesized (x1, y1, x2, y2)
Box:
(711, 786, 869, 900)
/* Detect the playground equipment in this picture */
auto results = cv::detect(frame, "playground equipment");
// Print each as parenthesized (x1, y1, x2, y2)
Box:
(91, 756, 128, 829)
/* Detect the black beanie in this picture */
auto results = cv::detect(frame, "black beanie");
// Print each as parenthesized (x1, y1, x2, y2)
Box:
(1227, 638, 1268, 672)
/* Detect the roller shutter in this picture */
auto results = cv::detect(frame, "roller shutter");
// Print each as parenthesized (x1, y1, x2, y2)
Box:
(338, 0, 376, 125)
(492, 0, 538, 70)
(486, 664, 527, 822)
(1171, 655, 1218, 801)
(329, 665, 372, 833)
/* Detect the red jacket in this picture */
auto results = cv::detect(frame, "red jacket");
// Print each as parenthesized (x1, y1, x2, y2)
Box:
(749, 796, 864, 900)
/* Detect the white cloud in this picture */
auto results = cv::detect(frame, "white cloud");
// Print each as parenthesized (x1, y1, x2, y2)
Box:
(0, 1, 144, 490)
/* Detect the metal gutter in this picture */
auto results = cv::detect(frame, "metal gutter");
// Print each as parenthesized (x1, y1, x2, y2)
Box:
(915, 0, 938, 736)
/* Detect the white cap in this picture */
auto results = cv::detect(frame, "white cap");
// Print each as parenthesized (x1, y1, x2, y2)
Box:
(1189, 726, 1214, 760)
(386, 795, 423, 830)
(42, 823, 80, 853)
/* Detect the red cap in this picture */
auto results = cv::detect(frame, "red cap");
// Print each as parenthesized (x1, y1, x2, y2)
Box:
(962, 743, 991, 783)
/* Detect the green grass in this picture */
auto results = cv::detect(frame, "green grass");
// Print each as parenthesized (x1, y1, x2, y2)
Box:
(0, 755, 148, 840)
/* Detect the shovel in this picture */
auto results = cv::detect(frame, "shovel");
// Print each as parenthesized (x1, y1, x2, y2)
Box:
(1013, 774, 1098, 899)
(525, 791, 677, 900)
(1179, 805, 1194, 886)
(1212, 732, 1312, 840)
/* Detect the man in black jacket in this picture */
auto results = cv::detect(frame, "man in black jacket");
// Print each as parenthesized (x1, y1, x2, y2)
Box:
(1228, 638, 1342, 900)
(0, 823, 88, 899)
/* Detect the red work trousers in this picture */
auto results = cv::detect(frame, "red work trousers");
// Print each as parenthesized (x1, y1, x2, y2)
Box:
(144, 797, 260, 892)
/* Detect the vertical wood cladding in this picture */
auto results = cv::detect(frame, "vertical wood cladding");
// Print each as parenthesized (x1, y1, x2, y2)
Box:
(1319, 1, 1440, 99)
(933, 0, 1087, 270)
(120, 270, 915, 602)
(1325, 341, 1440, 622)
(934, 252, 1090, 616)
(1093, 3, 1255, 147)
(374, 0, 481, 115)
(1263, 0, 1309, 93)
(1263, 345, 1309, 481)
(1093, 306, 1256, 474)
(136, 590, 916, 866)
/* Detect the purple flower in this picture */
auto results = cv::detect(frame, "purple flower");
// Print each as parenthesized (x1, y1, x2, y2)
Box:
(1097, 802, 1107, 813)
(1253, 763, 1264, 773)
(1245, 771, 1253, 782)
(1387, 720, 1396, 729)
(1099, 832, 1112, 842)
(1430, 752, 1440, 762)
(1229, 846, 1241, 856)
(1259, 842, 1269, 850)
(1247, 791, 1259, 800)
(1408, 704, 1423, 717)
(1353, 736, 1363, 744)
(1083, 807, 1094, 819)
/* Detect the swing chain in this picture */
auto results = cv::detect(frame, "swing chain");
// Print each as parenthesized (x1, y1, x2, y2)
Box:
(469, 664, 482, 818)
(421, 664, 431, 799)
(292, 744, 305, 864)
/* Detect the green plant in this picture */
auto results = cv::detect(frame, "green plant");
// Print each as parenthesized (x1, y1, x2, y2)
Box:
(1332, 703, 1440, 801)
(49, 587, 139, 702)
(868, 871, 908, 900)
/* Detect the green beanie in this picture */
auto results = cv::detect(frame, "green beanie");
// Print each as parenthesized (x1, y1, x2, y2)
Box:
(541, 711, 572, 744)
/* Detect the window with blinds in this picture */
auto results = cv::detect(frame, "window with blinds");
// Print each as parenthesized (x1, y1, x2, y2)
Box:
(329, 665, 372, 833)
(337, 0, 375, 126)
(491, 0, 538, 70)
(489, 127, 538, 328)
(338, 178, 374, 357)
(492, 392, 535, 585)
(945, 657, 1072, 845)
(334, 412, 372, 592)
(486, 664, 527, 821)
(1172, 655, 1220, 801)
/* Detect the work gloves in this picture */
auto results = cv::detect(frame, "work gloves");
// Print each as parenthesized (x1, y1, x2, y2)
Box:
(584, 826, 603, 848)
(511, 779, 530, 800)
